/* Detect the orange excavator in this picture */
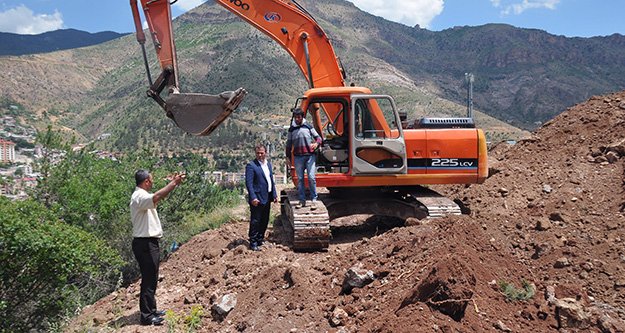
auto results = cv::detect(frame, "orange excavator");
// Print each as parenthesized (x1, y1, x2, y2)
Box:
(131, 0, 488, 250)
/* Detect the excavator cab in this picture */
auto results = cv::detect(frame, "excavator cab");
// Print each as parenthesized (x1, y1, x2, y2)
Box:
(130, 0, 246, 136)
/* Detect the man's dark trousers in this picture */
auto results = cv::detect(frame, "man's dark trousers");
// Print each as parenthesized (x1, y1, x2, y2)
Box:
(132, 237, 160, 323)
(249, 192, 272, 246)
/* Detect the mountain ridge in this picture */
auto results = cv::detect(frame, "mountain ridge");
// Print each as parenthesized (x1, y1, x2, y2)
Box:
(0, 28, 127, 56)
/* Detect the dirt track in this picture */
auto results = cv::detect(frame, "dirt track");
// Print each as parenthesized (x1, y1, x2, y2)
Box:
(70, 91, 625, 332)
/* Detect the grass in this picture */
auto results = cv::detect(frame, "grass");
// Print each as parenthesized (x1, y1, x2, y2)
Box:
(166, 203, 242, 247)
(498, 279, 536, 302)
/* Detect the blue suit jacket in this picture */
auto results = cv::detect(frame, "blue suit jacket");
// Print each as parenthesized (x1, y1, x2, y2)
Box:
(245, 159, 277, 205)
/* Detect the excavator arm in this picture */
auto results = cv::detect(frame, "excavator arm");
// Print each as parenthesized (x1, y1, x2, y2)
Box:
(130, 0, 347, 136)
(130, 0, 246, 136)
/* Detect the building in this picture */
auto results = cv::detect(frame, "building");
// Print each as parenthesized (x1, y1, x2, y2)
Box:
(0, 139, 16, 163)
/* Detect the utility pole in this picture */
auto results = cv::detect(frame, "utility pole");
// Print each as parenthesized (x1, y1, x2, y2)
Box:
(465, 73, 474, 119)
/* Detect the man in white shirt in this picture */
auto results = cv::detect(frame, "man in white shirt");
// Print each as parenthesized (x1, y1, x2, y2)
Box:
(244, 144, 278, 251)
(130, 169, 184, 326)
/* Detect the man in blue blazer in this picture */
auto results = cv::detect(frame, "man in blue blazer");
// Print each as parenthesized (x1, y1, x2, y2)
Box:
(245, 143, 278, 251)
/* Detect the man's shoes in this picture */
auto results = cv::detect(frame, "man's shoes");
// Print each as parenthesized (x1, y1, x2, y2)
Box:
(296, 201, 306, 208)
(310, 200, 318, 210)
(155, 310, 166, 317)
(141, 316, 164, 326)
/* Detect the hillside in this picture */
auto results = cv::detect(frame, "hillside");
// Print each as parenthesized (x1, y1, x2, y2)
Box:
(0, 29, 127, 56)
(2, 0, 625, 152)
(0, 0, 552, 155)
(69, 90, 625, 331)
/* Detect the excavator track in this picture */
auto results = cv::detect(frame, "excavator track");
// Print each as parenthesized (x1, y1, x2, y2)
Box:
(403, 186, 462, 218)
(280, 189, 331, 251)
(279, 186, 461, 251)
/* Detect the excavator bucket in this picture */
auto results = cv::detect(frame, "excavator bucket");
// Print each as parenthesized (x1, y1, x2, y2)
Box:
(165, 88, 247, 136)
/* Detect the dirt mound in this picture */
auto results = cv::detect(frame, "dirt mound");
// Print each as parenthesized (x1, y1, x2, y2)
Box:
(69, 91, 625, 332)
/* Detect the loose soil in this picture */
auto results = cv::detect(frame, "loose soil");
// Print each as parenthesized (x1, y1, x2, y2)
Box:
(69, 91, 625, 332)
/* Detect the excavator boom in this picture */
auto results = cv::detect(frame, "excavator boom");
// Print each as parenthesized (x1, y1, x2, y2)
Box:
(214, 0, 345, 89)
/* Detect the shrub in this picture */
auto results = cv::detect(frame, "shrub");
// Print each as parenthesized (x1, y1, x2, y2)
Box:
(0, 197, 123, 332)
(498, 279, 535, 302)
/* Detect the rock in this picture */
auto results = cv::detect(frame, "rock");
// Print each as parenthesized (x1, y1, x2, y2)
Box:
(594, 155, 608, 163)
(233, 244, 247, 255)
(92, 314, 108, 326)
(590, 148, 603, 157)
(329, 307, 348, 327)
(498, 188, 509, 197)
(598, 314, 625, 333)
(614, 279, 625, 289)
(341, 263, 375, 294)
(404, 217, 421, 226)
(211, 293, 237, 322)
(554, 257, 571, 268)
(549, 212, 566, 222)
(606, 151, 620, 163)
(546, 285, 556, 303)
(607, 138, 625, 155)
(554, 298, 592, 329)
(580, 261, 594, 272)
(535, 218, 552, 231)
(532, 243, 551, 259)
(494, 320, 512, 332)
(542, 184, 552, 193)
(202, 248, 222, 260)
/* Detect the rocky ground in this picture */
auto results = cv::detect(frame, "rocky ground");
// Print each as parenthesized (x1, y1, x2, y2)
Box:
(69, 91, 625, 332)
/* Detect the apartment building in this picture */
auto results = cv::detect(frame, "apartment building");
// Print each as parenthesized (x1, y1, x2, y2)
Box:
(0, 139, 16, 162)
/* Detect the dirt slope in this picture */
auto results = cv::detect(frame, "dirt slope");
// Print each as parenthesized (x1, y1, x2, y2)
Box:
(69, 91, 625, 332)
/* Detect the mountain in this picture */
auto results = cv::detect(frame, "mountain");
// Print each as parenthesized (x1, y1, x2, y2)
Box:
(2, 0, 624, 153)
(0, 29, 127, 56)
(376, 24, 625, 129)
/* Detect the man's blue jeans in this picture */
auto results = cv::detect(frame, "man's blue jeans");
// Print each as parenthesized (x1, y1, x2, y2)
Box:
(294, 154, 317, 202)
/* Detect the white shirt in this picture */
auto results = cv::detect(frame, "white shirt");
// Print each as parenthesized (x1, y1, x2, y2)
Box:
(259, 159, 272, 192)
(130, 187, 163, 238)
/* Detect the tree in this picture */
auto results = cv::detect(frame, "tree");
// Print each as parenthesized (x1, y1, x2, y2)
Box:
(34, 125, 69, 207)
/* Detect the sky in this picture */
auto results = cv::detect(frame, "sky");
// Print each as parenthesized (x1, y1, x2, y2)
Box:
(0, 0, 622, 38)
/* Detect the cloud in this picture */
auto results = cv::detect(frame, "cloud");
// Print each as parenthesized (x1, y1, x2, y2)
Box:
(173, 0, 207, 12)
(0, 5, 64, 34)
(491, 0, 560, 15)
(349, 0, 444, 28)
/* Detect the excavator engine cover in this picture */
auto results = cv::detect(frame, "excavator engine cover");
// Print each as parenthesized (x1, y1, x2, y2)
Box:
(166, 88, 247, 136)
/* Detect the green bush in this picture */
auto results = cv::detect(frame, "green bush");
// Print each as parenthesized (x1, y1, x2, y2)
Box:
(0, 197, 123, 332)
(498, 279, 535, 302)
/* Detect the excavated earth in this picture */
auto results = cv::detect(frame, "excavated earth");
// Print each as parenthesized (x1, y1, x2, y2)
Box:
(70, 91, 625, 332)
